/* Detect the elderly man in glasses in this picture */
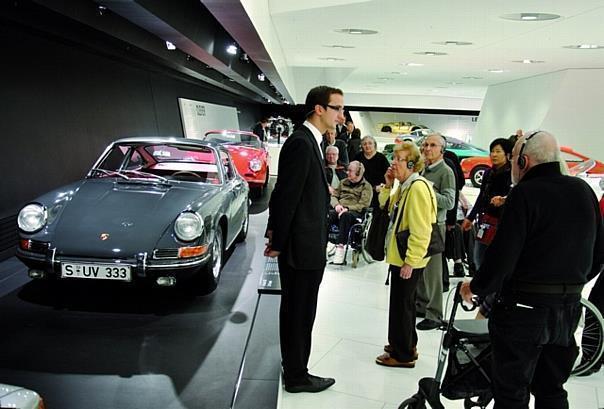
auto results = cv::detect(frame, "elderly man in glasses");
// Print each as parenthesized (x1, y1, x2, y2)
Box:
(415, 133, 456, 331)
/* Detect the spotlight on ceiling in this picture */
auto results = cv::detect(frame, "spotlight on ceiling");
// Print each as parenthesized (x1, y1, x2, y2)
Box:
(165, 41, 176, 50)
(257, 73, 265, 82)
(500, 13, 560, 21)
(226, 44, 238, 55)
(564, 44, 604, 49)
(240, 53, 250, 62)
(97, 5, 107, 16)
(334, 28, 378, 35)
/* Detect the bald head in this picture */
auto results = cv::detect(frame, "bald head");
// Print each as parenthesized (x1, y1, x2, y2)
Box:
(512, 130, 562, 184)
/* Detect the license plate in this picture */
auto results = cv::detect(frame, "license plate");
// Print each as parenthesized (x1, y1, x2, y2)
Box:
(61, 263, 132, 281)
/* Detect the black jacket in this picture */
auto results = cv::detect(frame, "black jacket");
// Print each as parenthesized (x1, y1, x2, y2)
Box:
(267, 125, 330, 269)
(444, 151, 464, 225)
(467, 163, 512, 221)
(470, 162, 604, 298)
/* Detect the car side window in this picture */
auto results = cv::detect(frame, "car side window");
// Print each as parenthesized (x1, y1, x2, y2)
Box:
(220, 151, 236, 180)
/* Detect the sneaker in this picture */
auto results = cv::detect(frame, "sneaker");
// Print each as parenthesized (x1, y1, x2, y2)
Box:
(326, 242, 336, 257)
(453, 263, 465, 277)
(332, 246, 346, 265)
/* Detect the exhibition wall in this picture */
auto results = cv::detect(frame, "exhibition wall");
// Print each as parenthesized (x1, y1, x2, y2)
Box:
(0, 21, 261, 260)
(474, 68, 604, 161)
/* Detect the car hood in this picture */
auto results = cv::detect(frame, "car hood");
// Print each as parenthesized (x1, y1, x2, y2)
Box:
(53, 179, 217, 256)
(226, 145, 264, 158)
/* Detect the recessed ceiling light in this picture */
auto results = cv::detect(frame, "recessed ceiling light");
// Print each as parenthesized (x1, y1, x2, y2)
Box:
(165, 41, 176, 50)
(322, 44, 356, 49)
(414, 51, 447, 56)
(500, 13, 560, 21)
(462, 76, 483, 80)
(377, 77, 394, 81)
(257, 73, 265, 81)
(433, 41, 473, 46)
(334, 28, 378, 35)
(226, 44, 238, 55)
(318, 57, 345, 61)
(447, 81, 463, 85)
(563, 44, 604, 49)
(402, 62, 424, 67)
(488, 69, 505, 73)
(512, 59, 545, 64)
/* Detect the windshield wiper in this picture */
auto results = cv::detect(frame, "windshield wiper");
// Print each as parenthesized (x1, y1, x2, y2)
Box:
(89, 168, 130, 180)
(122, 170, 170, 183)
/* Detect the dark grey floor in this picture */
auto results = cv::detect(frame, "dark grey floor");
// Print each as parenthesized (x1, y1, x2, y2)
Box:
(0, 180, 280, 409)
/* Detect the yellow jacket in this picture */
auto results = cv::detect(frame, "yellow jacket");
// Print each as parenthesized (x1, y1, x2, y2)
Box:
(378, 174, 437, 268)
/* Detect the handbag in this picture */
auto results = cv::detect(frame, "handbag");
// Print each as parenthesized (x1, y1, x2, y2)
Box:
(365, 198, 390, 261)
(476, 213, 499, 245)
(394, 180, 445, 259)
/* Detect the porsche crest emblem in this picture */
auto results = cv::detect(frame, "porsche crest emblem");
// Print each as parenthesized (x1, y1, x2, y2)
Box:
(100, 233, 110, 241)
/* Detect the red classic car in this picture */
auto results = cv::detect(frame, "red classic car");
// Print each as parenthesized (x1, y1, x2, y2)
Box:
(203, 130, 270, 196)
(461, 146, 604, 187)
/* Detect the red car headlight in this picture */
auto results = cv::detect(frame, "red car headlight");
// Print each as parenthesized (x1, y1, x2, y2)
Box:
(249, 158, 262, 172)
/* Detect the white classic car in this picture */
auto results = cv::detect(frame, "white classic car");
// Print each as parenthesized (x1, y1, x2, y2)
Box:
(0, 383, 45, 409)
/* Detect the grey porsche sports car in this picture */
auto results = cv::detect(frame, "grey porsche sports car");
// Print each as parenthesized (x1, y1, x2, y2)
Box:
(16, 137, 249, 294)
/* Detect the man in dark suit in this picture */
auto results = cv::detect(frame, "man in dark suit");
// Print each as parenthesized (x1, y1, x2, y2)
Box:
(265, 85, 345, 393)
(252, 117, 269, 142)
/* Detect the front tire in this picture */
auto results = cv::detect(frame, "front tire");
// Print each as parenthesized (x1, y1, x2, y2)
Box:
(191, 226, 224, 295)
(236, 203, 249, 243)
(470, 166, 489, 188)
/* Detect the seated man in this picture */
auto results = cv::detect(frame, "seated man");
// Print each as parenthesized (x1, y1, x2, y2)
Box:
(325, 145, 347, 207)
(328, 161, 373, 264)
(321, 128, 349, 167)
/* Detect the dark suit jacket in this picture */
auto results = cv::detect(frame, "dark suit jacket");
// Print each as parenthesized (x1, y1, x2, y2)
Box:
(321, 139, 349, 166)
(252, 123, 266, 141)
(268, 125, 330, 269)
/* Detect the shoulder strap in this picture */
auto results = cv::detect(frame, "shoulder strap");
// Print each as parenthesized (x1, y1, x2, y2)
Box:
(395, 179, 437, 232)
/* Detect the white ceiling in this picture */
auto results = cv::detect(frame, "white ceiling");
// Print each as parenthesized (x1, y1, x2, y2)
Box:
(242, 0, 604, 109)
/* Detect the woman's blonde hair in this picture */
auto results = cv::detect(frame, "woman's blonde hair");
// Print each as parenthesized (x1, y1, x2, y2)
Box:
(393, 141, 425, 173)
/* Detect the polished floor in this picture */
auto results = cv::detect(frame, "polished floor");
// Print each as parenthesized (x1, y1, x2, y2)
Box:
(277, 246, 604, 409)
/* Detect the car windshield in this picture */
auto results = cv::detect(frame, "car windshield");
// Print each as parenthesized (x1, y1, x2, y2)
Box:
(92, 143, 222, 185)
(204, 132, 262, 149)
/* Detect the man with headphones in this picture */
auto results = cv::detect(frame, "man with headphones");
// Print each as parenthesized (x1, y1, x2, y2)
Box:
(415, 133, 456, 330)
(461, 131, 603, 408)
(328, 160, 373, 264)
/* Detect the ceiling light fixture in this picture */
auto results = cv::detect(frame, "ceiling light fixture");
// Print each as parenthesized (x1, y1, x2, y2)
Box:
(226, 44, 238, 55)
(564, 44, 604, 49)
(318, 57, 345, 61)
(433, 41, 473, 46)
(403, 62, 424, 67)
(500, 13, 560, 21)
(165, 41, 176, 50)
(488, 69, 505, 73)
(257, 73, 265, 81)
(322, 44, 356, 49)
(414, 51, 447, 56)
(462, 76, 483, 80)
(334, 28, 378, 35)
(512, 59, 545, 64)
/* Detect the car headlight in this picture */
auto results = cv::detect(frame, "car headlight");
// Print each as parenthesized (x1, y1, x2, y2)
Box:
(18, 203, 47, 233)
(249, 158, 262, 172)
(174, 212, 204, 241)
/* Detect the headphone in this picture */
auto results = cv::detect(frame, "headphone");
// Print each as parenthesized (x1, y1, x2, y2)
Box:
(440, 135, 447, 154)
(406, 160, 415, 170)
(517, 131, 539, 170)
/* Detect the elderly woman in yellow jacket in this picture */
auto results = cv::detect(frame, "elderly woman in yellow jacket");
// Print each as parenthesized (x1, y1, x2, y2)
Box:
(375, 141, 437, 368)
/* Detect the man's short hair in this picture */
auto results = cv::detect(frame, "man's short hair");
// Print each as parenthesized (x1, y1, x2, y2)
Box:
(426, 132, 447, 149)
(304, 86, 344, 118)
(522, 130, 560, 166)
(325, 145, 339, 154)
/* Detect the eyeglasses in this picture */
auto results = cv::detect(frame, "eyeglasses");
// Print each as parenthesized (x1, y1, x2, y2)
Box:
(325, 104, 345, 113)
(393, 156, 408, 163)
(422, 142, 441, 148)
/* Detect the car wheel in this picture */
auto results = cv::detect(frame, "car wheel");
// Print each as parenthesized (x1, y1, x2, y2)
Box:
(236, 203, 249, 243)
(470, 166, 489, 188)
(192, 226, 223, 294)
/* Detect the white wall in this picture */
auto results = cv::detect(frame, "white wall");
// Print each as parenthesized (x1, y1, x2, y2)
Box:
(474, 69, 604, 161)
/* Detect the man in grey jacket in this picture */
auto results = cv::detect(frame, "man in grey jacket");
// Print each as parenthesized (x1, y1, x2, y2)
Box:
(416, 133, 456, 330)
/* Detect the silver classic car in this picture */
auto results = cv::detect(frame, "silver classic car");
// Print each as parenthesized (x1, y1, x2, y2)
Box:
(16, 137, 249, 294)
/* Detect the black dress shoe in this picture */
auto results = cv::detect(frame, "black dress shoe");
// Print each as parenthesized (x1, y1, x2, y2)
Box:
(416, 319, 442, 331)
(453, 263, 465, 277)
(285, 374, 335, 393)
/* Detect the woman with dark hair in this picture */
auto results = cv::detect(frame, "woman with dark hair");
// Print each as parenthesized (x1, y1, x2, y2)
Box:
(347, 128, 362, 159)
(353, 135, 390, 208)
(461, 138, 513, 269)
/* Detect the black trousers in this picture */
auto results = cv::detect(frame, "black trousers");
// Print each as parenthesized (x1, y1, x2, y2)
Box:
(388, 264, 424, 362)
(489, 295, 581, 409)
(278, 256, 325, 383)
(329, 209, 362, 245)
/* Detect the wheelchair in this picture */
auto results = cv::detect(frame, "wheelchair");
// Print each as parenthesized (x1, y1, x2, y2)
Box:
(327, 208, 375, 268)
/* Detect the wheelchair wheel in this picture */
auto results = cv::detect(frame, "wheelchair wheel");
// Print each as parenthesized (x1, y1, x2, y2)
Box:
(351, 251, 359, 268)
(398, 395, 426, 409)
(572, 298, 604, 376)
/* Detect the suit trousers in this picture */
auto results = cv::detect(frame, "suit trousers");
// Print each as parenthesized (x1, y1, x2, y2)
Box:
(278, 256, 325, 382)
(416, 224, 445, 321)
(388, 265, 424, 362)
(489, 296, 581, 409)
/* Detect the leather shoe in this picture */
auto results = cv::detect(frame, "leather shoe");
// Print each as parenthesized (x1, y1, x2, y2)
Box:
(416, 319, 442, 331)
(284, 374, 335, 393)
(416, 311, 426, 318)
(375, 352, 415, 368)
(383, 344, 419, 360)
